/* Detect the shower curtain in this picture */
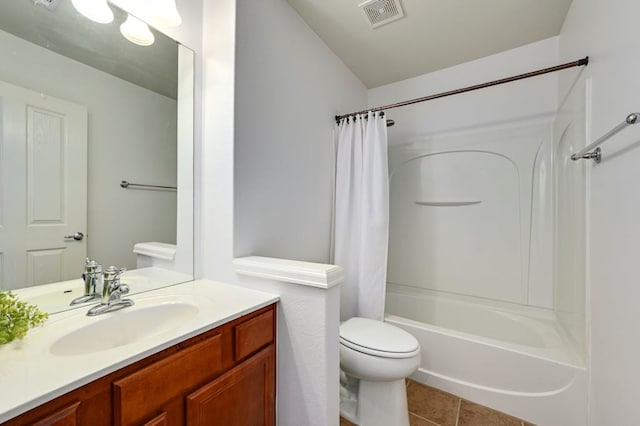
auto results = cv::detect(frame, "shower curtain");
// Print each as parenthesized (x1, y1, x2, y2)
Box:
(334, 111, 389, 321)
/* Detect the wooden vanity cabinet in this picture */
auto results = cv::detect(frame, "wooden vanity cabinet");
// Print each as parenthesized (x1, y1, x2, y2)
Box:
(4, 304, 276, 426)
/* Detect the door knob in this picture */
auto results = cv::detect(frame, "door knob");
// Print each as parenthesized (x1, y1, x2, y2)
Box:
(64, 232, 84, 241)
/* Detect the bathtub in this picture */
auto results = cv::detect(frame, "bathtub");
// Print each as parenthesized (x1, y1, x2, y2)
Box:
(385, 287, 587, 426)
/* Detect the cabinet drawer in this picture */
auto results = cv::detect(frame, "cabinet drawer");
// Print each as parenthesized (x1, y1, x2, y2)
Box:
(143, 411, 167, 426)
(32, 401, 81, 426)
(113, 333, 223, 425)
(234, 309, 274, 361)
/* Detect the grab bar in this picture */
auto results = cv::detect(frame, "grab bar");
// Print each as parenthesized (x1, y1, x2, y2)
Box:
(571, 112, 640, 163)
(120, 180, 177, 191)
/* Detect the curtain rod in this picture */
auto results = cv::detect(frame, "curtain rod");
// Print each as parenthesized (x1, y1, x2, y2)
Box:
(335, 56, 589, 123)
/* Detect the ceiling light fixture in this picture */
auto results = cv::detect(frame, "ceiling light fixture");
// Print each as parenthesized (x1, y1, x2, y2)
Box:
(120, 14, 155, 46)
(71, 0, 114, 24)
(147, 0, 182, 27)
(33, 0, 61, 11)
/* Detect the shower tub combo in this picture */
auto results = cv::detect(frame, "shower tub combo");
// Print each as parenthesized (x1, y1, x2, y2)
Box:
(385, 121, 587, 426)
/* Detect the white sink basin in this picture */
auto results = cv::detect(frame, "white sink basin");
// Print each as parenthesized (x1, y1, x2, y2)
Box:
(49, 301, 199, 356)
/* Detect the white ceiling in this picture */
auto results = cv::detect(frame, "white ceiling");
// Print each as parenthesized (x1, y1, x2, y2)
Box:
(286, 0, 573, 88)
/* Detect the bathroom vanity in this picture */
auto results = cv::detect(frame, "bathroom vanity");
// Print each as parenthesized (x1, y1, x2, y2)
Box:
(0, 281, 278, 425)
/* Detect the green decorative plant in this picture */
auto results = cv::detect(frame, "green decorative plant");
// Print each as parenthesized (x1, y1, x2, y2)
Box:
(0, 292, 48, 344)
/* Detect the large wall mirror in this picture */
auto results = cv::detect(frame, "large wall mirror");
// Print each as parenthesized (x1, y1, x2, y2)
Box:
(0, 0, 194, 313)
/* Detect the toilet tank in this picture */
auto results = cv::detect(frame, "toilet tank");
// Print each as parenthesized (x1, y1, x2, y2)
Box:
(133, 242, 176, 269)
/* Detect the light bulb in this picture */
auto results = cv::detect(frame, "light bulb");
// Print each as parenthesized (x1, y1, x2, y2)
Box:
(120, 14, 155, 46)
(71, 0, 114, 24)
(149, 0, 182, 27)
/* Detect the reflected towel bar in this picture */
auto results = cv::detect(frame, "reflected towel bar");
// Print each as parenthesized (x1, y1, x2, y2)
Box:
(571, 112, 640, 163)
(414, 200, 481, 207)
(120, 180, 177, 191)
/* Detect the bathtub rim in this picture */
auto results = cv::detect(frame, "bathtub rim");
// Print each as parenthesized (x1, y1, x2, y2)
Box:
(384, 312, 585, 368)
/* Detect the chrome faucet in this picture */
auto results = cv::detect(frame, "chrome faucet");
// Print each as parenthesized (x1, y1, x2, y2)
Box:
(70, 258, 103, 305)
(87, 266, 134, 316)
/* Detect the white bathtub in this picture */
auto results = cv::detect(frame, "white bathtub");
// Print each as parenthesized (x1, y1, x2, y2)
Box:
(385, 287, 587, 426)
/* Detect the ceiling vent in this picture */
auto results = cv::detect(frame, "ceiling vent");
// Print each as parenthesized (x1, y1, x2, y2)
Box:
(358, 0, 405, 29)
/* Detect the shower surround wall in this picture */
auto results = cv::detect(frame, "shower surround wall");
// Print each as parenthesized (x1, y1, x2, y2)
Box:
(370, 37, 589, 423)
(369, 37, 562, 311)
(382, 117, 588, 424)
(387, 122, 554, 308)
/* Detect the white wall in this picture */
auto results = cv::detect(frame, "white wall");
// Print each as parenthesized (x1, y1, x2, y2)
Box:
(200, 1, 365, 424)
(233, 0, 367, 263)
(558, 1, 640, 424)
(0, 29, 177, 271)
(231, 260, 342, 426)
(369, 37, 560, 145)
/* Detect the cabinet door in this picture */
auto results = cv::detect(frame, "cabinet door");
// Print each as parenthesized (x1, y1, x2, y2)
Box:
(186, 345, 275, 426)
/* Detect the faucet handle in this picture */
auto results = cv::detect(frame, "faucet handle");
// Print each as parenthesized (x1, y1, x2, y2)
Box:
(84, 258, 102, 275)
(81, 258, 102, 295)
(103, 266, 127, 294)
(71, 258, 103, 305)
(104, 266, 126, 281)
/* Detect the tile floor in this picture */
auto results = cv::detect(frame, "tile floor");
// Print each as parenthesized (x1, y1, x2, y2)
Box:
(340, 379, 535, 426)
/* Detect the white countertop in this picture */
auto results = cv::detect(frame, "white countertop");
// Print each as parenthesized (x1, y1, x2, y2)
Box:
(0, 280, 279, 422)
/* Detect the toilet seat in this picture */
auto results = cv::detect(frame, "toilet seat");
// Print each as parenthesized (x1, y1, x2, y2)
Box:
(340, 317, 420, 359)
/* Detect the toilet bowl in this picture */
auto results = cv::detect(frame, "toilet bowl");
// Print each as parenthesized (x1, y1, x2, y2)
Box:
(339, 317, 421, 426)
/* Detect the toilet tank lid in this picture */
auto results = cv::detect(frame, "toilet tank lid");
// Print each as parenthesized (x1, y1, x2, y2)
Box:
(340, 317, 419, 355)
(133, 242, 176, 261)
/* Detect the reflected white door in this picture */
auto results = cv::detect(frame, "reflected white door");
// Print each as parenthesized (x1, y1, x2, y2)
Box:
(0, 81, 87, 290)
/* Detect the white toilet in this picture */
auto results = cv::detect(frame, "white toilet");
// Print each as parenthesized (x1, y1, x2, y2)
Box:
(339, 317, 421, 426)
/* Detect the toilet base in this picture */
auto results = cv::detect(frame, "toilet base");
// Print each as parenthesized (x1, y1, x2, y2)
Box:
(340, 372, 359, 422)
(348, 378, 410, 426)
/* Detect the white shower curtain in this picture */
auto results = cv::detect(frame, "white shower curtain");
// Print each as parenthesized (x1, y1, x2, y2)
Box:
(334, 111, 389, 321)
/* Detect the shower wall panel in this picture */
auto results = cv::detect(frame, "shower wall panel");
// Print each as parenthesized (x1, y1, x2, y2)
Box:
(388, 121, 554, 307)
(553, 79, 588, 356)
